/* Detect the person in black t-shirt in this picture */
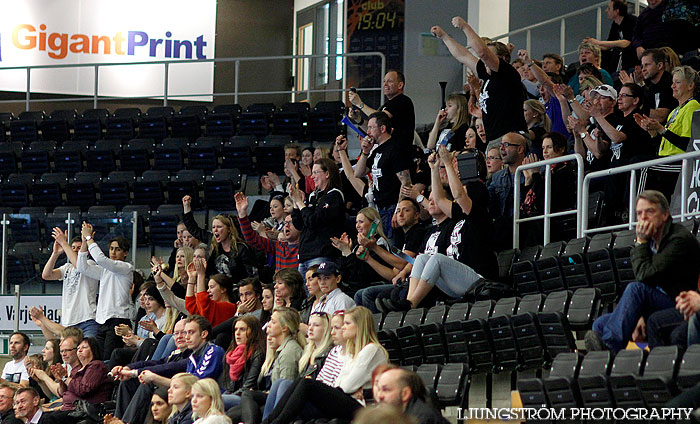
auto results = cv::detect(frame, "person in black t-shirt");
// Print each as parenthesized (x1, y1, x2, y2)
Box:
(431, 18, 527, 146)
(585, 0, 638, 76)
(354, 112, 412, 238)
(381, 148, 496, 311)
(571, 84, 618, 173)
(426, 93, 470, 152)
(624, 48, 677, 122)
(348, 70, 416, 148)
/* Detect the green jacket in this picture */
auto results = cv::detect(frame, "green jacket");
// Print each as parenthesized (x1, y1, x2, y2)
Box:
(631, 220, 700, 299)
(271, 336, 303, 382)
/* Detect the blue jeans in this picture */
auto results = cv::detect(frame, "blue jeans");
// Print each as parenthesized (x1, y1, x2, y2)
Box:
(689, 312, 700, 346)
(262, 379, 293, 420)
(222, 393, 242, 409)
(152, 335, 176, 361)
(354, 284, 395, 313)
(74, 319, 100, 338)
(377, 205, 396, 239)
(592, 282, 676, 352)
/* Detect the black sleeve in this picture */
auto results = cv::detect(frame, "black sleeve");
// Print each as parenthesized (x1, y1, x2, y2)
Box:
(183, 211, 212, 247)
(404, 226, 426, 254)
(167, 247, 177, 277)
(240, 350, 265, 391)
(664, 129, 690, 151)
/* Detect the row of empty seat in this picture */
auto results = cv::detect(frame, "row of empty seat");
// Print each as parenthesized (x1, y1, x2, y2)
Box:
(374, 287, 600, 372)
(498, 218, 700, 305)
(0, 101, 346, 143)
(0, 134, 305, 180)
(519, 345, 700, 409)
(0, 167, 242, 212)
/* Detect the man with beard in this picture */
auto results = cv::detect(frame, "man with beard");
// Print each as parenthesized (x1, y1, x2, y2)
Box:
(1, 333, 30, 389)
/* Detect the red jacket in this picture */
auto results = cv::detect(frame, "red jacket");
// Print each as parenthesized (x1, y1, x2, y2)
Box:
(186, 291, 237, 326)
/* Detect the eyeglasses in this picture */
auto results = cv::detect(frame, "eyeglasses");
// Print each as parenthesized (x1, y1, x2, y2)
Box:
(60, 348, 77, 354)
(618, 93, 634, 98)
(486, 156, 501, 161)
(311, 311, 328, 317)
(500, 142, 522, 148)
(333, 310, 345, 316)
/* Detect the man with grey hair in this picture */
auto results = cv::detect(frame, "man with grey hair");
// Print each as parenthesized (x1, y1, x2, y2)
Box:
(586, 190, 700, 353)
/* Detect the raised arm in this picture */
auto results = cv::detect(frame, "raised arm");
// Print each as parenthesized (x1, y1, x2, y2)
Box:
(431, 25, 480, 74)
(452, 17, 500, 72)
(427, 109, 448, 151)
(336, 136, 367, 197)
(353, 136, 374, 178)
(518, 50, 554, 95)
(82, 223, 133, 275)
(438, 146, 472, 214)
(41, 238, 65, 281)
(428, 153, 454, 217)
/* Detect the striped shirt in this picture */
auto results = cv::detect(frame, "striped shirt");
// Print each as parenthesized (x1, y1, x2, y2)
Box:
(316, 345, 345, 386)
(239, 215, 299, 270)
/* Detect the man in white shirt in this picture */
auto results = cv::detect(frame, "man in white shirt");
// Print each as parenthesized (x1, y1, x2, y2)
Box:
(1, 333, 30, 389)
(311, 262, 355, 315)
(77, 222, 134, 362)
(39, 229, 99, 338)
(12, 388, 42, 424)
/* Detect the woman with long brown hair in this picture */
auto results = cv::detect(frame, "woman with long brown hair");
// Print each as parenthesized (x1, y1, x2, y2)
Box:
(221, 315, 265, 409)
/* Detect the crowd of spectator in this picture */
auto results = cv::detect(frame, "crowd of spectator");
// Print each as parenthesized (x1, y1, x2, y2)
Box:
(3, 1, 700, 422)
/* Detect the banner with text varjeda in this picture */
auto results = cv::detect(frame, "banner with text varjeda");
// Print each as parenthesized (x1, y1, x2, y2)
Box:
(0, 296, 61, 331)
(0, 0, 216, 101)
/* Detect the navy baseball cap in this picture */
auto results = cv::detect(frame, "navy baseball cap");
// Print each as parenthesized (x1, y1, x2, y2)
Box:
(313, 261, 341, 277)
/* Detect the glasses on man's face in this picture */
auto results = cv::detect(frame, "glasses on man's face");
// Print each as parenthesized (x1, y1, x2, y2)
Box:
(618, 93, 634, 98)
(500, 142, 521, 149)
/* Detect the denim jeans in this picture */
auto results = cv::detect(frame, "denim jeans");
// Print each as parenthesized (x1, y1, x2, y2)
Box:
(377, 205, 396, 239)
(410, 253, 483, 299)
(151, 334, 176, 361)
(222, 393, 242, 410)
(262, 379, 293, 420)
(592, 282, 676, 352)
(74, 319, 100, 338)
(689, 312, 700, 346)
(646, 307, 686, 348)
(354, 284, 395, 313)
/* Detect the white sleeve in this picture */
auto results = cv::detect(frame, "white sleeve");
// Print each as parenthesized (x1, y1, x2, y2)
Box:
(57, 263, 70, 281)
(88, 243, 134, 275)
(158, 285, 188, 316)
(76, 251, 103, 280)
(337, 344, 387, 394)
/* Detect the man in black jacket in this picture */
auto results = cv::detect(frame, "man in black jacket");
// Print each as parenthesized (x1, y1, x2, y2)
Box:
(375, 368, 447, 424)
(586, 190, 700, 353)
(113, 319, 192, 424)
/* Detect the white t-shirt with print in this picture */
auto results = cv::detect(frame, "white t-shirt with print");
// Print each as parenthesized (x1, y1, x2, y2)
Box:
(2, 358, 28, 384)
(58, 262, 99, 326)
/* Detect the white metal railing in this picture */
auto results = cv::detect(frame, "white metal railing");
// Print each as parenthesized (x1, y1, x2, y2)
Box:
(0, 211, 138, 294)
(489, 0, 643, 61)
(0, 52, 386, 110)
(513, 154, 585, 248)
(581, 150, 700, 236)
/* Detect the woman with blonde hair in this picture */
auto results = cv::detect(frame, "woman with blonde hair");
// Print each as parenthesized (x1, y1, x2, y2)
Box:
(153, 246, 193, 316)
(262, 306, 388, 424)
(191, 378, 232, 424)
(168, 372, 198, 424)
(182, 195, 257, 279)
(427, 93, 470, 151)
(330, 207, 394, 297)
(231, 307, 304, 424)
(523, 99, 551, 158)
(298, 312, 333, 377)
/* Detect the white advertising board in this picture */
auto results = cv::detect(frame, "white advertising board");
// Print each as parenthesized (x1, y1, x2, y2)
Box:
(0, 0, 216, 101)
(0, 295, 62, 331)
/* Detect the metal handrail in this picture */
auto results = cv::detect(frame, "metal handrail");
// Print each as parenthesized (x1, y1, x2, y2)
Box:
(581, 150, 700, 236)
(488, 0, 643, 60)
(513, 153, 584, 248)
(0, 52, 386, 110)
